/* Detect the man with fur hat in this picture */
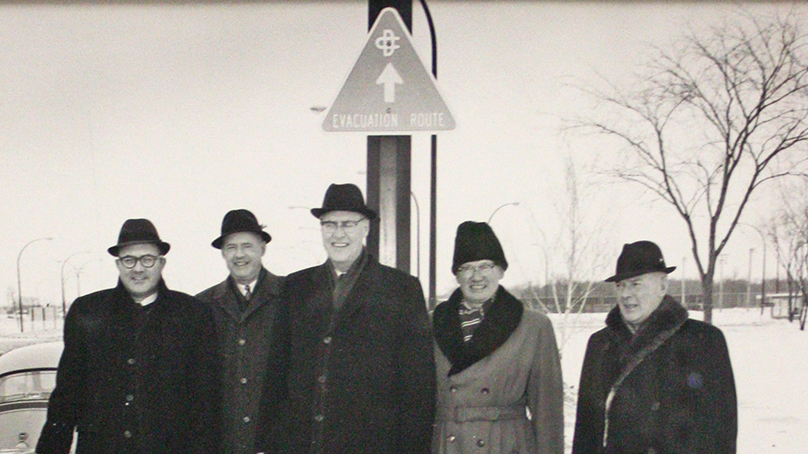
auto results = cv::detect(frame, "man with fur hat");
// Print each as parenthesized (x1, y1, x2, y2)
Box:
(37, 219, 221, 454)
(196, 209, 284, 454)
(572, 240, 737, 454)
(431, 221, 564, 454)
(259, 183, 435, 454)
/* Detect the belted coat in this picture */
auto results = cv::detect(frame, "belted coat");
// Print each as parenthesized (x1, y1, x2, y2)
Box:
(36, 280, 221, 454)
(572, 295, 737, 454)
(262, 255, 436, 454)
(195, 267, 284, 454)
(431, 287, 564, 454)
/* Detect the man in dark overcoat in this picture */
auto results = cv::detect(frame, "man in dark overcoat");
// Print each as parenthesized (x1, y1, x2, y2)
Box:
(196, 209, 284, 454)
(260, 183, 436, 454)
(572, 241, 737, 454)
(36, 219, 221, 454)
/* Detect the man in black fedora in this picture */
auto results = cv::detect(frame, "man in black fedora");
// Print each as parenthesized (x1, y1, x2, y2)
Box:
(37, 218, 221, 454)
(572, 240, 737, 454)
(196, 209, 284, 454)
(259, 183, 435, 454)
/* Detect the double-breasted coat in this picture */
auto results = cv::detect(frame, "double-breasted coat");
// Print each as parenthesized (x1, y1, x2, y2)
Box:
(572, 295, 737, 454)
(431, 287, 564, 454)
(36, 280, 221, 454)
(195, 267, 284, 454)
(263, 254, 436, 454)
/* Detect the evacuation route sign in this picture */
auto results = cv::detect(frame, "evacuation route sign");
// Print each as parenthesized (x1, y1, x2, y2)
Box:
(323, 7, 455, 133)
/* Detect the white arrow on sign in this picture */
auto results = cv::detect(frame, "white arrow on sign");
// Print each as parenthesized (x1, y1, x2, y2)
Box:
(376, 63, 403, 103)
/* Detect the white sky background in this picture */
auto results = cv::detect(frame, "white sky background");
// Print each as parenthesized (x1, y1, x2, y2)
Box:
(1, 1, 801, 307)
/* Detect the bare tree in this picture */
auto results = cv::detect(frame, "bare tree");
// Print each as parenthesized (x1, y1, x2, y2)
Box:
(532, 153, 612, 355)
(571, 10, 808, 323)
(768, 178, 808, 323)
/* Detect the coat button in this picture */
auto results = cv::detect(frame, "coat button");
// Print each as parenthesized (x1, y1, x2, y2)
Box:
(125, 394, 134, 402)
(476, 439, 485, 447)
(127, 358, 136, 365)
(323, 336, 332, 344)
(480, 388, 490, 395)
(447, 435, 456, 443)
(243, 416, 251, 423)
(123, 430, 132, 438)
(449, 386, 457, 393)
(317, 375, 327, 383)
(314, 414, 324, 422)
(240, 377, 248, 384)
(238, 338, 246, 346)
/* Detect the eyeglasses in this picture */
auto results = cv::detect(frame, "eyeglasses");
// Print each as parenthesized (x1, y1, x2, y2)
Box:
(457, 262, 497, 277)
(118, 255, 161, 269)
(320, 217, 367, 234)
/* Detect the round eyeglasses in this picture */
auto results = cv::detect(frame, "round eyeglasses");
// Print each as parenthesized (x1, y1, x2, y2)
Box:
(118, 255, 161, 269)
(320, 217, 367, 234)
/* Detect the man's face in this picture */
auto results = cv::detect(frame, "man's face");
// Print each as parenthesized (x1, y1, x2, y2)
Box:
(221, 231, 266, 285)
(455, 260, 504, 306)
(116, 243, 165, 301)
(615, 272, 668, 328)
(320, 210, 369, 272)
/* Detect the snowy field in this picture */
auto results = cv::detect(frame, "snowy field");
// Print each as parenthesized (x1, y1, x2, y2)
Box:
(1, 307, 805, 453)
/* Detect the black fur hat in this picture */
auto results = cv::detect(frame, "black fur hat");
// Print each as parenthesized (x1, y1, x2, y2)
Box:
(451, 221, 508, 274)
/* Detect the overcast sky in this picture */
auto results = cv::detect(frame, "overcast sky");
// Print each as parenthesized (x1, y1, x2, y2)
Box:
(1, 1, 801, 307)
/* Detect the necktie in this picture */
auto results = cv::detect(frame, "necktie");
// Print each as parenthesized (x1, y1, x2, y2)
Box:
(244, 284, 251, 301)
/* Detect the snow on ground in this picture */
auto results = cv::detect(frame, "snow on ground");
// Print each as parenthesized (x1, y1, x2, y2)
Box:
(2, 307, 805, 453)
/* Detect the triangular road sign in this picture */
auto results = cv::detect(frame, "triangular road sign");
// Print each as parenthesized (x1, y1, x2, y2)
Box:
(323, 7, 455, 133)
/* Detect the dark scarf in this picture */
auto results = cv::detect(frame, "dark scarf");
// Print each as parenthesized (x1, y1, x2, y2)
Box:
(433, 286, 523, 376)
(327, 247, 368, 310)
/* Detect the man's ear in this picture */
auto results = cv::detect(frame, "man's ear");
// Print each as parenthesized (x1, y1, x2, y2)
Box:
(659, 274, 669, 293)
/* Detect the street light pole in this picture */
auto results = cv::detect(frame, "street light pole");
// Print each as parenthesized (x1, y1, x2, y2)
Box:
(17, 237, 53, 333)
(740, 223, 768, 314)
(487, 202, 519, 224)
(61, 251, 90, 318)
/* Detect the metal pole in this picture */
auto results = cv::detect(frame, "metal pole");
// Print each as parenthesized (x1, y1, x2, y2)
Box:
(747, 248, 754, 310)
(61, 251, 89, 318)
(16, 237, 53, 333)
(411, 191, 421, 278)
(681, 256, 686, 308)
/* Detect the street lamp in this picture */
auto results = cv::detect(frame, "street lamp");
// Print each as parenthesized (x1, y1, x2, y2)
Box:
(61, 251, 90, 318)
(17, 237, 53, 333)
(739, 223, 768, 314)
(73, 258, 101, 298)
(487, 202, 519, 224)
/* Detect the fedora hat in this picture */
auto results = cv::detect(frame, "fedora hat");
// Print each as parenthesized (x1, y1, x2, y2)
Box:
(211, 209, 272, 249)
(107, 218, 170, 256)
(605, 240, 676, 283)
(451, 221, 508, 274)
(310, 183, 377, 220)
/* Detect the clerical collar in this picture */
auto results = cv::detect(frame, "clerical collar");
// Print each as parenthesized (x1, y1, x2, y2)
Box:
(136, 292, 158, 307)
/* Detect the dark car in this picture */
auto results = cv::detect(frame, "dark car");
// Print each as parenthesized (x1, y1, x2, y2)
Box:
(0, 342, 63, 453)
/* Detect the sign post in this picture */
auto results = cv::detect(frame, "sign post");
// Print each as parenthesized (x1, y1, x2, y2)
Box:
(325, 3, 454, 278)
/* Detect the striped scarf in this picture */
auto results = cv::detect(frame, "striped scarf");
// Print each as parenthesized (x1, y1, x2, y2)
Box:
(459, 297, 494, 342)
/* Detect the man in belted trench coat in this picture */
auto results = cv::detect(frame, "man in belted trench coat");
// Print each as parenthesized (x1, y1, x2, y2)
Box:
(259, 183, 436, 454)
(37, 219, 221, 454)
(572, 241, 737, 454)
(196, 209, 284, 454)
